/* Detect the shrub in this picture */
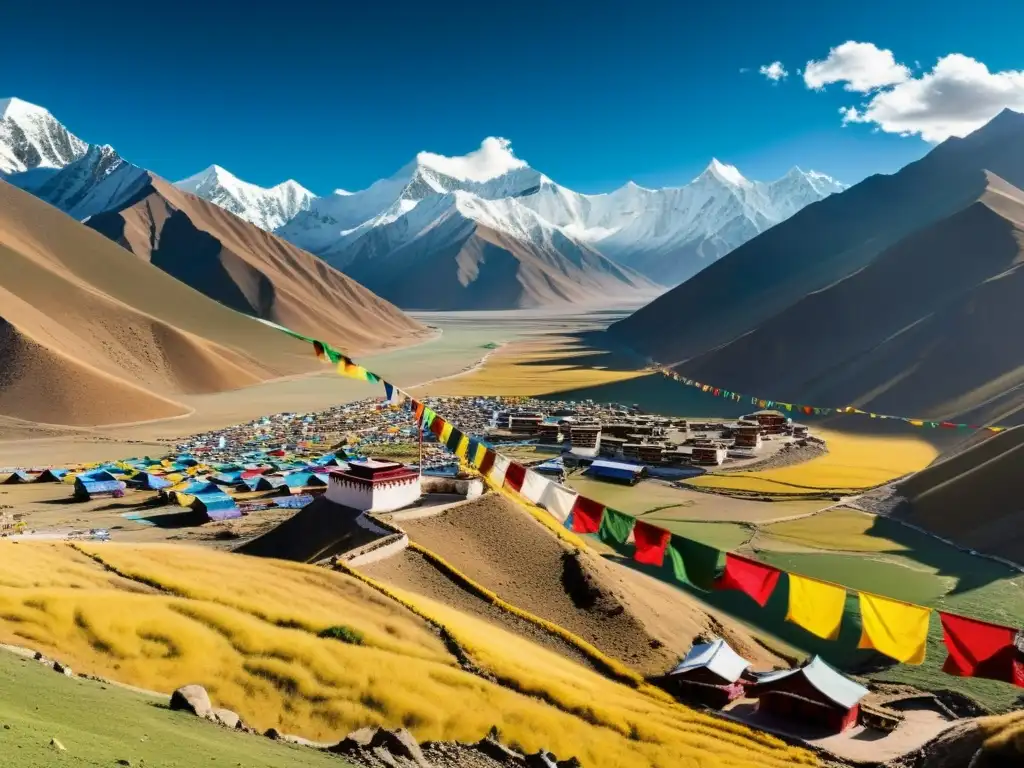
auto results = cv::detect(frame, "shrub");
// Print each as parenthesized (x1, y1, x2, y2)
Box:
(317, 625, 364, 646)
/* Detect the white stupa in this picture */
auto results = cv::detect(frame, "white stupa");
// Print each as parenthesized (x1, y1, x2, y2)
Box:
(325, 459, 420, 513)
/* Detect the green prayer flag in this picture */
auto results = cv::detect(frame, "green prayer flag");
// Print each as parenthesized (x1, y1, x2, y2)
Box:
(598, 508, 635, 548)
(668, 534, 724, 591)
(422, 409, 436, 428)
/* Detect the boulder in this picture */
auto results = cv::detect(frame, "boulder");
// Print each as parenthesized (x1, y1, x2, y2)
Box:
(52, 661, 73, 677)
(169, 685, 212, 718)
(264, 728, 282, 740)
(50, 738, 66, 751)
(208, 708, 241, 729)
(369, 727, 428, 765)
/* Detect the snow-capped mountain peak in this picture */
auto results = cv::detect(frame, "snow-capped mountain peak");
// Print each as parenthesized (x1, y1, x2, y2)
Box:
(0, 96, 88, 176)
(698, 158, 752, 188)
(174, 164, 315, 231)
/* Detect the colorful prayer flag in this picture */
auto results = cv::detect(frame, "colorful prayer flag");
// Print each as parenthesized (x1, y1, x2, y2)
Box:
(445, 427, 464, 453)
(519, 470, 550, 505)
(669, 535, 723, 590)
(716, 553, 781, 607)
(478, 448, 496, 476)
(598, 508, 635, 548)
(539, 483, 577, 523)
(439, 421, 454, 444)
(786, 574, 847, 640)
(570, 496, 605, 534)
(939, 612, 1024, 686)
(858, 592, 930, 665)
(633, 520, 671, 566)
(429, 415, 446, 438)
(503, 462, 527, 493)
(488, 454, 510, 487)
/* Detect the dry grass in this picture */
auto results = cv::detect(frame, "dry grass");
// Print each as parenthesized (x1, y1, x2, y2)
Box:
(421, 338, 646, 397)
(759, 508, 909, 553)
(686, 429, 938, 493)
(980, 711, 1024, 757)
(0, 541, 815, 768)
(343, 565, 815, 768)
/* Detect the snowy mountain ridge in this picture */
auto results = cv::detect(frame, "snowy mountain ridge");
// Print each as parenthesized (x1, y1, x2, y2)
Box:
(1, 96, 847, 292)
(174, 165, 316, 231)
(275, 143, 845, 285)
(0, 97, 88, 177)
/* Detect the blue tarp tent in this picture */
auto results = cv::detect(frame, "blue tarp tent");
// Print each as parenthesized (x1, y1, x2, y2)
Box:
(532, 458, 565, 478)
(585, 460, 646, 485)
(129, 473, 173, 491)
(255, 475, 287, 491)
(211, 472, 243, 485)
(191, 492, 241, 522)
(74, 471, 127, 500)
(3, 471, 37, 484)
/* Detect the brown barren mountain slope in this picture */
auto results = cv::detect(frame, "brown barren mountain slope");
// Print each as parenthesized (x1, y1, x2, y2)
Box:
(367, 494, 786, 676)
(665, 173, 1024, 426)
(0, 179, 321, 426)
(342, 215, 661, 311)
(610, 108, 1024, 364)
(86, 174, 429, 352)
(895, 426, 1024, 563)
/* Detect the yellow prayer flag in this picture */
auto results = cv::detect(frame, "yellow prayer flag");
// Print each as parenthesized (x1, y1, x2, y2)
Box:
(440, 421, 454, 443)
(455, 434, 470, 459)
(472, 442, 487, 468)
(857, 592, 930, 664)
(785, 574, 847, 640)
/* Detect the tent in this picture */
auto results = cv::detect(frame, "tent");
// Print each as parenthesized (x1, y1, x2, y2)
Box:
(585, 460, 646, 486)
(748, 656, 868, 733)
(191, 493, 241, 522)
(34, 469, 69, 483)
(211, 471, 243, 485)
(129, 472, 173, 491)
(3, 471, 38, 484)
(74, 471, 127, 500)
(255, 475, 288, 491)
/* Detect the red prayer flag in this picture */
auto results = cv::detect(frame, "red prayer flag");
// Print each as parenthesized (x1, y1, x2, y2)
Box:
(715, 553, 781, 607)
(429, 416, 446, 438)
(570, 496, 605, 534)
(633, 520, 671, 566)
(478, 449, 496, 476)
(503, 462, 527, 493)
(940, 612, 1024, 686)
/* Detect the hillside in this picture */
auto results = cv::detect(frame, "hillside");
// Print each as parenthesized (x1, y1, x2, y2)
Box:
(342, 211, 660, 310)
(0, 179, 318, 426)
(609, 109, 1024, 364)
(895, 426, 1024, 563)
(85, 174, 428, 351)
(0, 541, 813, 768)
(659, 172, 1024, 425)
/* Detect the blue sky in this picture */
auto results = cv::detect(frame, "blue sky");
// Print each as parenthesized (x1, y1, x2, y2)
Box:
(4, 0, 1023, 194)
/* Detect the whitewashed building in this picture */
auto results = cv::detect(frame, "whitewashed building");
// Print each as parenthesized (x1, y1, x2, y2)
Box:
(326, 459, 420, 512)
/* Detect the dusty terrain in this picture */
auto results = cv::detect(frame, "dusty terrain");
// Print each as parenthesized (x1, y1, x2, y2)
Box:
(0, 179, 324, 426)
(86, 174, 428, 352)
(366, 494, 786, 677)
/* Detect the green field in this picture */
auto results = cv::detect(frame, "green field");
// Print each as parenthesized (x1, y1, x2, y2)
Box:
(0, 650, 350, 768)
(591, 502, 1024, 713)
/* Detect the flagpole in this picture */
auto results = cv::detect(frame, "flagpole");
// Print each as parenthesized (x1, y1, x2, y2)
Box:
(418, 408, 424, 477)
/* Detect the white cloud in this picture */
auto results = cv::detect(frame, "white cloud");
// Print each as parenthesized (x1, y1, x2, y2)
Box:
(416, 137, 527, 182)
(759, 61, 789, 82)
(839, 53, 1024, 142)
(804, 41, 911, 92)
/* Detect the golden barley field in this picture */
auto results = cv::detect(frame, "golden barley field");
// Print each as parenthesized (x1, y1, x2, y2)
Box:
(686, 428, 939, 494)
(0, 541, 814, 768)
(420, 338, 647, 397)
